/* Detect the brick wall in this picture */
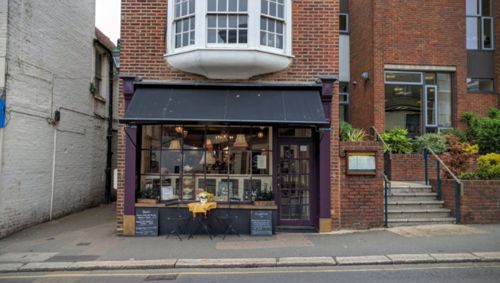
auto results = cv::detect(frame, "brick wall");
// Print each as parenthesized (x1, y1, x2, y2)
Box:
(390, 153, 437, 182)
(349, 0, 499, 131)
(431, 179, 500, 224)
(118, 0, 340, 233)
(334, 141, 384, 230)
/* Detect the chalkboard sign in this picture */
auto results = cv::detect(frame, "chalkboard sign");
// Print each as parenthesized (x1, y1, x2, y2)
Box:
(135, 208, 159, 237)
(250, 210, 273, 236)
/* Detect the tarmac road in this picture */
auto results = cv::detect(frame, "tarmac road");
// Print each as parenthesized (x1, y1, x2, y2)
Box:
(1, 263, 499, 283)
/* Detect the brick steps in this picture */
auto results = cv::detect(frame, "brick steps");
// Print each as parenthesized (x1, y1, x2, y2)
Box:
(387, 181, 453, 227)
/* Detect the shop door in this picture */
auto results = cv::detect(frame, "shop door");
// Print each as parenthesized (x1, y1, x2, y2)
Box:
(277, 142, 314, 227)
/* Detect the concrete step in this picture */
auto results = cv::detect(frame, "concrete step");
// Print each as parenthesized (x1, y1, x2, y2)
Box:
(389, 187, 433, 194)
(388, 192, 437, 202)
(387, 217, 455, 227)
(387, 200, 445, 210)
(388, 208, 451, 219)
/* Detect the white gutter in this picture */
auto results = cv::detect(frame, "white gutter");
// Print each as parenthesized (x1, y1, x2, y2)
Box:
(49, 128, 57, 221)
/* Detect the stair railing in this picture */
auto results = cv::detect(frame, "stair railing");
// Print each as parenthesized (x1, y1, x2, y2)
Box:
(383, 174, 390, 227)
(370, 127, 392, 179)
(423, 147, 462, 224)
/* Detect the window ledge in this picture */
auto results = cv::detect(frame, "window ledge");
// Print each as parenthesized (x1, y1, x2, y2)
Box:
(164, 48, 293, 80)
(93, 94, 107, 103)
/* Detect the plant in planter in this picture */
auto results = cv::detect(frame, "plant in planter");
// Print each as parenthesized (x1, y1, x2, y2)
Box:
(254, 187, 275, 206)
(462, 108, 500, 154)
(137, 185, 160, 204)
(380, 128, 413, 153)
(339, 122, 367, 142)
(414, 133, 448, 153)
(459, 153, 500, 180)
(442, 135, 475, 178)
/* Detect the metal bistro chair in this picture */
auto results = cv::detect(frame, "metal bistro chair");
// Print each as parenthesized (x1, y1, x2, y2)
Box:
(215, 196, 241, 240)
(165, 198, 191, 241)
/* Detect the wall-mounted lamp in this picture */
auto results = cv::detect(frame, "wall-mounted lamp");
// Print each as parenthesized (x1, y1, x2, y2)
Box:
(360, 71, 370, 81)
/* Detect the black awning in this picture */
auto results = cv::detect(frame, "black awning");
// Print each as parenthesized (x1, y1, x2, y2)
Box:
(121, 84, 329, 126)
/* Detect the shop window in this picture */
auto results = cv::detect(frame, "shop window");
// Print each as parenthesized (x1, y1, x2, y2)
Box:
(278, 128, 312, 138)
(467, 78, 494, 92)
(339, 13, 348, 33)
(384, 71, 452, 136)
(466, 0, 494, 50)
(139, 125, 273, 203)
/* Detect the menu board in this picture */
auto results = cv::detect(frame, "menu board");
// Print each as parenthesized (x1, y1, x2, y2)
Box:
(250, 210, 273, 236)
(135, 208, 159, 237)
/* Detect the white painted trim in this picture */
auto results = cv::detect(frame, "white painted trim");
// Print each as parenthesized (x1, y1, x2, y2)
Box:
(384, 64, 457, 72)
(424, 85, 438, 127)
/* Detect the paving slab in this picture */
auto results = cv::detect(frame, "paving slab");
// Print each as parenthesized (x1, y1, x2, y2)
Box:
(430, 253, 480, 263)
(19, 262, 73, 272)
(386, 254, 436, 264)
(0, 263, 23, 273)
(0, 252, 58, 263)
(277, 257, 336, 267)
(336, 255, 391, 265)
(71, 259, 177, 270)
(472, 252, 500, 262)
(176, 258, 276, 268)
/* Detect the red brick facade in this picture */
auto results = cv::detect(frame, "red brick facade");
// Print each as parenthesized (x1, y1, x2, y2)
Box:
(335, 141, 384, 230)
(349, 0, 499, 132)
(431, 179, 500, 224)
(118, 0, 340, 233)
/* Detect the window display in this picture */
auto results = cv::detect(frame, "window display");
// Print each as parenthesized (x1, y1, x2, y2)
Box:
(139, 125, 273, 203)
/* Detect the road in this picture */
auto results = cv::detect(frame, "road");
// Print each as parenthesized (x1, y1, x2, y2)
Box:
(1, 263, 499, 283)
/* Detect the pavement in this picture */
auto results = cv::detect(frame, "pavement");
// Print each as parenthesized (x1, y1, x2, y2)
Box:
(1, 204, 500, 273)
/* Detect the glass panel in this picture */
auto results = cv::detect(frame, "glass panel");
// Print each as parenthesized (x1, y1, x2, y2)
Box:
(228, 15, 237, 28)
(385, 84, 423, 138)
(466, 0, 479, 15)
(424, 73, 436, 85)
(208, 0, 217, 11)
(385, 71, 421, 83)
(260, 31, 267, 45)
(218, 15, 227, 27)
(140, 176, 161, 199)
(182, 150, 204, 174)
(482, 18, 493, 49)
(141, 150, 161, 174)
(269, 2, 276, 16)
(466, 17, 479, 49)
(276, 35, 283, 49)
(481, 0, 491, 16)
(228, 0, 238, 11)
(339, 14, 347, 31)
(239, 15, 248, 28)
(142, 125, 161, 149)
(208, 29, 217, 43)
(208, 15, 217, 28)
(426, 87, 436, 126)
(239, 0, 248, 11)
(160, 150, 182, 175)
(181, 1, 188, 15)
(467, 78, 494, 92)
(278, 128, 312, 137)
(218, 0, 227, 11)
(188, 0, 195, 14)
(198, 178, 217, 196)
(261, 0, 268, 14)
(437, 73, 452, 128)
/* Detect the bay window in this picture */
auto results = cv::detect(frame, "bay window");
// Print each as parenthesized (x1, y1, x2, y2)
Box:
(173, 0, 196, 48)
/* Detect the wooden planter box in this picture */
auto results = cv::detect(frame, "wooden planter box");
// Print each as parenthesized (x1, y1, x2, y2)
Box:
(254, 200, 275, 206)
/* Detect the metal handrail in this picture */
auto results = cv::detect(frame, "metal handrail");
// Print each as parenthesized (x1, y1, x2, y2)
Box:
(425, 147, 461, 185)
(371, 127, 391, 159)
(383, 174, 390, 227)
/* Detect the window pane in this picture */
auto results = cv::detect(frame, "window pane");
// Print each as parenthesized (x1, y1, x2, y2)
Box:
(467, 78, 494, 92)
(208, 0, 217, 11)
(175, 21, 182, 33)
(190, 17, 195, 29)
(339, 14, 347, 32)
(218, 15, 227, 27)
(182, 32, 189, 46)
(175, 35, 181, 47)
(218, 29, 227, 43)
(181, 1, 188, 15)
(270, 2, 276, 16)
(269, 19, 275, 32)
(183, 18, 189, 30)
(466, 17, 479, 49)
(189, 31, 195, 45)
(385, 72, 422, 83)
(424, 73, 436, 84)
(482, 0, 491, 16)
(268, 33, 274, 47)
(228, 29, 237, 43)
(218, 0, 227, 11)
(261, 0, 268, 14)
(437, 73, 452, 128)
(260, 17, 266, 30)
(276, 21, 283, 34)
(260, 31, 267, 45)
(229, 15, 237, 28)
(482, 18, 493, 49)
(466, 0, 479, 15)
(239, 0, 248, 11)
(239, 15, 248, 28)
(239, 29, 248, 43)
(188, 0, 195, 14)
(229, 0, 237, 11)
(208, 29, 217, 43)
(276, 35, 283, 49)
(426, 87, 436, 126)
(278, 4, 284, 18)
(208, 15, 217, 28)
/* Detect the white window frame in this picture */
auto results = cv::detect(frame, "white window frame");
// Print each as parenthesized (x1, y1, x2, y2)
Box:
(466, 0, 494, 50)
(424, 85, 438, 127)
(206, 0, 249, 46)
(173, 0, 196, 49)
(339, 13, 349, 33)
(166, 0, 292, 56)
(260, 0, 286, 50)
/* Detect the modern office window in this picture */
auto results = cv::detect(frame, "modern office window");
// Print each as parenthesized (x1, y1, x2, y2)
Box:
(339, 82, 349, 122)
(339, 13, 348, 33)
(260, 0, 285, 49)
(174, 0, 196, 48)
(466, 0, 494, 50)
(467, 78, 495, 92)
(207, 0, 248, 44)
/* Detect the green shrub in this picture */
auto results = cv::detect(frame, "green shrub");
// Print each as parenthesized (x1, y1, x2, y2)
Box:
(459, 172, 478, 180)
(339, 122, 353, 141)
(414, 133, 448, 154)
(439, 128, 467, 142)
(462, 108, 500, 153)
(476, 153, 500, 179)
(380, 128, 413, 153)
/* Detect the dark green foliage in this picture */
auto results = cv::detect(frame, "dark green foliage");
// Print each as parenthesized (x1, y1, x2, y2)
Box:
(339, 122, 353, 141)
(380, 128, 413, 153)
(462, 108, 500, 154)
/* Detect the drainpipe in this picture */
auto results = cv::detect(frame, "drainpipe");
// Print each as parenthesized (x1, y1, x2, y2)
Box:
(104, 49, 115, 204)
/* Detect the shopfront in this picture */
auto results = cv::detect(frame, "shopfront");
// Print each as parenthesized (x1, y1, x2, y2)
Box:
(120, 82, 333, 235)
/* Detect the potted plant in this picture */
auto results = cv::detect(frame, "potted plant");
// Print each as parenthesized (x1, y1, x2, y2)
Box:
(254, 187, 275, 206)
(137, 184, 160, 204)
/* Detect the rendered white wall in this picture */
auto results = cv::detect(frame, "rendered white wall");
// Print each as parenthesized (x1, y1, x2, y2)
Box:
(339, 34, 350, 82)
(0, 0, 105, 238)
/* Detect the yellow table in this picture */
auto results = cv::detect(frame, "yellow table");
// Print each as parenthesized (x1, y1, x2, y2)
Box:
(187, 202, 217, 218)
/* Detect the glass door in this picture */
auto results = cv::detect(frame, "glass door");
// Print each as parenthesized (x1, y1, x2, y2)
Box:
(277, 142, 314, 226)
(424, 85, 437, 131)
